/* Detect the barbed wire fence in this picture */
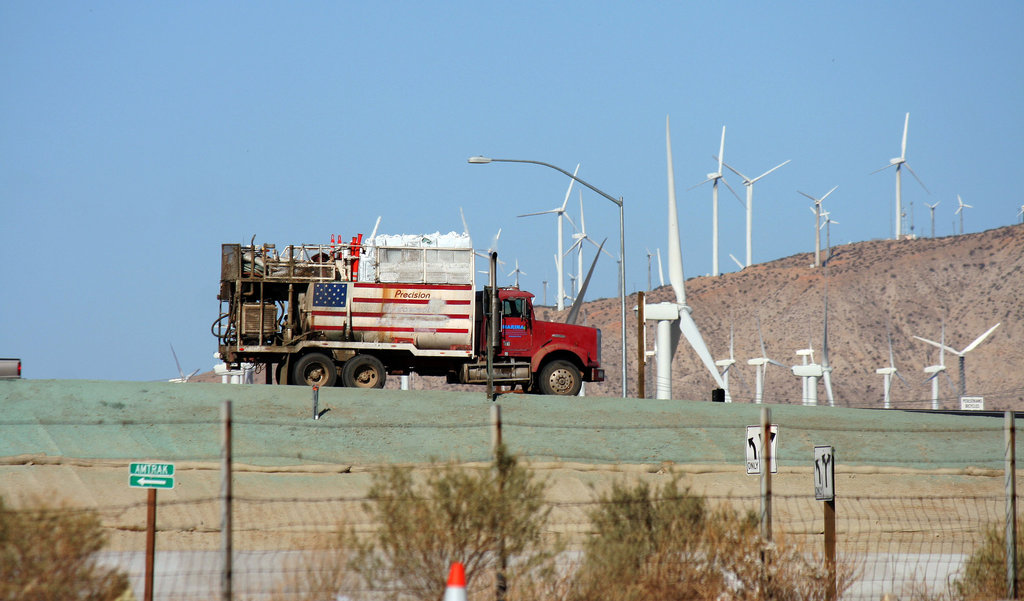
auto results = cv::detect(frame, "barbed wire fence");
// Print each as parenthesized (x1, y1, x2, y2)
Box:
(2, 402, 1021, 601)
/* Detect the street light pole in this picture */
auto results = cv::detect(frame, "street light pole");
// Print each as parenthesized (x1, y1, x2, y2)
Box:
(469, 156, 628, 398)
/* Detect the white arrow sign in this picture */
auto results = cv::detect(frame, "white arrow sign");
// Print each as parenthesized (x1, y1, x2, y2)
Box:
(814, 445, 835, 501)
(746, 424, 778, 475)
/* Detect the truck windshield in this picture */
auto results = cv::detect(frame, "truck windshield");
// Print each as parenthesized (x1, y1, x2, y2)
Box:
(502, 298, 524, 318)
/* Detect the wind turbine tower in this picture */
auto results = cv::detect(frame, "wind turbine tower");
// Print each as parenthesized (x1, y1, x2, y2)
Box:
(914, 323, 1000, 398)
(722, 158, 790, 267)
(799, 187, 838, 268)
(875, 333, 907, 409)
(691, 127, 735, 276)
(873, 112, 928, 239)
(925, 201, 940, 238)
(643, 116, 725, 399)
(921, 323, 949, 410)
(955, 195, 972, 235)
(517, 164, 579, 311)
(747, 317, 785, 404)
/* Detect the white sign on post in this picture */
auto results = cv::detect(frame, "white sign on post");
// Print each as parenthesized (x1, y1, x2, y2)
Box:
(960, 396, 984, 411)
(745, 424, 779, 475)
(814, 446, 835, 501)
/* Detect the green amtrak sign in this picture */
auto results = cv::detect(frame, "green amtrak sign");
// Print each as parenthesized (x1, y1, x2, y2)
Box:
(129, 462, 175, 489)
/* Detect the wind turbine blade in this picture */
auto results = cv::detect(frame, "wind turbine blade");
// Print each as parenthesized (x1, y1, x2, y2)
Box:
(170, 344, 184, 380)
(187, 368, 200, 381)
(798, 191, 818, 202)
(721, 178, 743, 204)
(687, 177, 714, 191)
(656, 248, 664, 287)
(820, 185, 839, 202)
(757, 316, 767, 358)
(888, 333, 896, 368)
(895, 370, 909, 386)
(564, 237, 585, 256)
(584, 236, 615, 258)
(729, 253, 744, 270)
(369, 216, 382, 242)
(871, 163, 895, 175)
(904, 163, 930, 193)
(517, 208, 560, 218)
(565, 238, 606, 325)
(913, 335, 961, 357)
(559, 163, 581, 212)
(823, 370, 835, 405)
(717, 126, 726, 175)
(901, 112, 909, 160)
(751, 159, 791, 183)
(962, 323, 1000, 354)
(679, 311, 725, 388)
(459, 207, 470, 237)
(720, 159, 750, 182)
(666, 116, 686, 305)
(562, 212, 577, 231)
(768, 359, 788, 369)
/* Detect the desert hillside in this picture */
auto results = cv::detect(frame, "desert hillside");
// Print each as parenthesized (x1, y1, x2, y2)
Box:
(557, 223, 1024, 407)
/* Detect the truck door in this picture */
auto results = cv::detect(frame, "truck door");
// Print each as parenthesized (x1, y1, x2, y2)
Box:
(500, 297, 532, 355)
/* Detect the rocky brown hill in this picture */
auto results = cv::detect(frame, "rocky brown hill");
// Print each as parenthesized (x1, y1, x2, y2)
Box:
(201, 224, 1024, 409)
(557, 223, 1023, 408)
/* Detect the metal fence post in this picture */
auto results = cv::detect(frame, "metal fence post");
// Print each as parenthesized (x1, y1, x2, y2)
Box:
(492, 404, 506, 601)
(221, 400, 233, 601)
(1007, 410, 1018, 599)
(760, 406, 772, 541)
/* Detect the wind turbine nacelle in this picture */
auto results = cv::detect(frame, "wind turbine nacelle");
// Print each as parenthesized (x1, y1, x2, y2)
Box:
(715, 359, 735, 368)
(747, 358, 768, 367)
(889, 157, 903, 165)
(792, 364, 823, 377)
(706, 172, 720, 180)
(875, 367, 897, 375)
(644, 302, 680, 321)
(923, 365, 945, 374)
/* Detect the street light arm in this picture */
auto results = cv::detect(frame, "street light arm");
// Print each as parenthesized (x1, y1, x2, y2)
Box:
(468, 157, 622, 207)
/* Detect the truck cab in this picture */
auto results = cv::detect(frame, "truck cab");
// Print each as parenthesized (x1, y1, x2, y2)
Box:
(481, 288, 604, 395)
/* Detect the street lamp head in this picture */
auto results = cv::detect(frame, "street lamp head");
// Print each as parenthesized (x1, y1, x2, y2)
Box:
(468, 156, 492, 164)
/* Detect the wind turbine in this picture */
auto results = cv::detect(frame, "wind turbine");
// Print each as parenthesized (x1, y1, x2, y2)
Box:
(721, 158, 790, 267)
(873, 112, 928, 240)
(791, 279, 835, 406)
(517, 163, 579, 311)
(714, 322, 741, 403)
(914, 323, 1000, 398)
(566, 191, 613, 300)
(798, 186, 838, 268)
(690, 126, 739, 277)
(820, 210, 839, 265)
(875, 332, 907, 409)
(925, 201, 940, 238)
(460, 207, 503, 268)
(955, 195, 972, 234)
(643, 116, 725, 399)
(747, 316, 786, 404)
(507, 259, 526, 288)
(645, 248, 654, 291)
(169, 344, 199, 383)
(921, 322, 954, 410)
(656, 249, 665, 287)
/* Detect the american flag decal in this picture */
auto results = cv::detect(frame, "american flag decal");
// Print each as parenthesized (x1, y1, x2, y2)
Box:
(311, 283, 348, 331)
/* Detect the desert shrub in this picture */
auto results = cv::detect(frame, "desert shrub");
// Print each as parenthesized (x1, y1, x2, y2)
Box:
(350, 444, 552, 601)
(0, 496, 129, 601)
(953, 520, 1024, 600)
(568, 477, 854, 601)
(270, 530, 353, 601)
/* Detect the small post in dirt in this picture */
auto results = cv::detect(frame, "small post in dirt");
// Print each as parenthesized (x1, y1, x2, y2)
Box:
(491, 404, 507, 601)
(221, 400, 233, 601)
(1006, 411, 1017, 600)
(636, 291, 646, 399)
(312, 384, 320, 420)
(144, 488, 156, 601)
(815, 445, 837, 601)
(760, 406, 772, 541)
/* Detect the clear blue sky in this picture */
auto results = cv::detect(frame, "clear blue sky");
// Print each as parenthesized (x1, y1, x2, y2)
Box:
(2, 2, 1022, 381)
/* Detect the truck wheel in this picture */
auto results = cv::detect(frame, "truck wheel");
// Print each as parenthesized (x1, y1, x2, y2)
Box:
(342, 354, 386, 389)
(293, 352, 337, 387)
(538, 360, 582, 396)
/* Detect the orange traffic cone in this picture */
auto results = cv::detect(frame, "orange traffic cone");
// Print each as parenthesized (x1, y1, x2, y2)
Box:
(443, 562, 467, 601)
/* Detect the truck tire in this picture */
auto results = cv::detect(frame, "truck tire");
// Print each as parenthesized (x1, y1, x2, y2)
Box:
(342, 354, 386, 389)
(538, 360, 582, 396)
(293, 352, 337, 387)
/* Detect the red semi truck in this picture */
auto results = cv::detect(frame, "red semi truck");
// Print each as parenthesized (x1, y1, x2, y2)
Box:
(213, 233, 604, 395)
